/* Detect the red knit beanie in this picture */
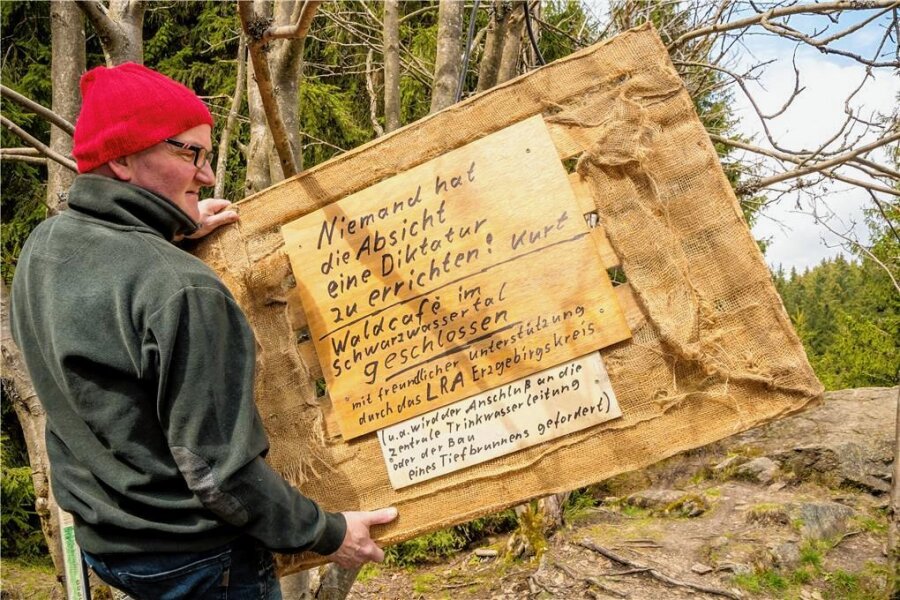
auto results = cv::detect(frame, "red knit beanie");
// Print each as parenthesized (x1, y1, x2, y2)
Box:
(72, 63, 214, 173)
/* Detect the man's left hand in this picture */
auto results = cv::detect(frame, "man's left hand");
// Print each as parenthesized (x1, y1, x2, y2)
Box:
(186, 198, 239, 239)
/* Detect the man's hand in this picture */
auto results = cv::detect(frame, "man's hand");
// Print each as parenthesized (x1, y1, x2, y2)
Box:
(186, 198, 239, 239)
(328, 507, 398, 569)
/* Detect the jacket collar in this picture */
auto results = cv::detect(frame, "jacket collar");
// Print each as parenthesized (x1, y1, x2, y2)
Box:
(66, 175, 200, 242)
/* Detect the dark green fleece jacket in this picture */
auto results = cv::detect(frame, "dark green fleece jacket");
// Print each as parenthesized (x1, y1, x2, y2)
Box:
(10, 175, 346, 555)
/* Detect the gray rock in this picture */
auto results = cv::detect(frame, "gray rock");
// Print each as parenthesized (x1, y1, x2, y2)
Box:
(772, 541, 801, 567)
(625, 489, 685, 510)
(691, 563, 714, 575)
(713, 455, 746, 473)
(475, 548, 498, 558)
(735, 457, 780, 484)
(716, 562, 752, 575)
(789, 501, 855, 541)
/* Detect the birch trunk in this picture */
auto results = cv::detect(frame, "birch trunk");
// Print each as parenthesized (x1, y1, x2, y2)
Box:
(76, 0, 146, 65)
(476, 1, 509, 92)
(272, 0, 307, 172)
(48, 1, 84, 212)
(496, 3, 525, 85)
(889, 387, 899, 596)
(383, 0, 400, 133)
(429, 0, 463, 113)
(215, 35, 247, 199)
(244, 0, 277, 194)
(1, 283, 62, 593)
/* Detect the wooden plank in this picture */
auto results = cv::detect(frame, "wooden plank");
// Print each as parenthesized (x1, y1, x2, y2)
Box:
(281, 116, 632, 439)
(567, 172, 619, 269)
(378, 354, 622, 489)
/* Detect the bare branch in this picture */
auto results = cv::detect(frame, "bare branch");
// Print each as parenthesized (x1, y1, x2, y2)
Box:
(814, 209, 900, 296)
(867, 189, 900, 246)
(713, 134, 900, 197)
(1, 154, 48, 165)
(1, 116, 77, 172)
(0, 147, 41, 156)
(0, 85, 75, 136)
(214, 34, 247, 198)
(740, 131, 900, 193)
(854, 156, 900, 180)
(76, 0, 146, 65)
(671, 1, 900, 56)
(383, 0, 401, 133)
(238, 0, 298, 179)
(365, 48, 384, 138)
(260, 0, 323, 43)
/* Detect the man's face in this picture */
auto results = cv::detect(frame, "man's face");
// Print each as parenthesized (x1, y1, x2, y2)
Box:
(123, 124, 215, 222)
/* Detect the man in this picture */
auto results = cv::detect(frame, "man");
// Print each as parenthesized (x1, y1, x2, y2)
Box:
(10, 63, 395, 599)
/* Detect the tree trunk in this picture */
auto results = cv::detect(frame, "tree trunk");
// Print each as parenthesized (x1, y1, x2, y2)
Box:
(1, 283, 63, 593)
(889, 386, 899, 596)
(476, 1, 509, 92)
(383, 0, 400, 133)
(280, 569, 313, 600)
(272, 0, 307, 172)
(76, 0, 146, 66)
(429, 0, 463, 113)
(48, 1, 84, 212)
(215, 35, 247, 199)
(244, 0, 276, 195)
(315, 564, 362, 600)
(496, 2, 525, 85)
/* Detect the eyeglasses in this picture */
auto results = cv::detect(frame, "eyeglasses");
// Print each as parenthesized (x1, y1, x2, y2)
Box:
(164, 138, 213, 169)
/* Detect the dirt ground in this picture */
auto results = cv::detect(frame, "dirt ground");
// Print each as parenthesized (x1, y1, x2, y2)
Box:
(345, 388, 896, 599)
(2, 388, 895, 600)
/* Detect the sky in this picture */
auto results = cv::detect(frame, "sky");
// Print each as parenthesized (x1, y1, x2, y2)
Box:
(579, 3, 897, 273)
(722, 10, 898, 272)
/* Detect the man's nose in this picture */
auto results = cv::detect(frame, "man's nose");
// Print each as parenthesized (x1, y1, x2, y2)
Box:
(196, 160, 215, 186)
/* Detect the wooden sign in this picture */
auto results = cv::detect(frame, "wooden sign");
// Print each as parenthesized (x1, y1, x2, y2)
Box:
(281, 116, 631, 439)
(378, 353, 621, 489)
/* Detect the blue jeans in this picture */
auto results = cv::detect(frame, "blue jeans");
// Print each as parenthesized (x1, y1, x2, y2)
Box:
(82, 538, 282, 600)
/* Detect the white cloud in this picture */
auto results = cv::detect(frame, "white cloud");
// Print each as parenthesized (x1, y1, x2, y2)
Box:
(729, 44, 898, 272)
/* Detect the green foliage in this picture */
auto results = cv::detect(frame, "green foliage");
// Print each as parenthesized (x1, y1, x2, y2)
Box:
(299, 80, 370, 168)
(773, 208, 899, 389)
(384, 509, 516, 567)
(1, 0, 52, 284)
(412, 573, 437, 594)
(355, 563, 381, 584)
(562, 486, 600, 522)
(2, 383, 47, 558)
(733, 569, 788, 594)
(1, 433, 47, 558)
(823, 565, 892, 600)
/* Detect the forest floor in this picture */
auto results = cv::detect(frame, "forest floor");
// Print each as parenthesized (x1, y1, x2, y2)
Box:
(347, 387, 897, 600)
(2, 387, 896, 600)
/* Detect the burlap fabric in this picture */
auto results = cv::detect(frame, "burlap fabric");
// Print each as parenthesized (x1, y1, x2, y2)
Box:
(194, 24, 822, 571)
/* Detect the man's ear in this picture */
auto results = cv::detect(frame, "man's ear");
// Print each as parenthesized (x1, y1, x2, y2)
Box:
(105, 155, 134, 181)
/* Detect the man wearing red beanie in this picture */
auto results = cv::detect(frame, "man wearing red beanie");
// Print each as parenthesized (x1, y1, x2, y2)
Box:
(10, 63, 395, 600)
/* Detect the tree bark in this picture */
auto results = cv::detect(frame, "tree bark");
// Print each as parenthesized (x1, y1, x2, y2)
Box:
(76, 0, 146, 65)
(429, 0, 463, 113)
(215, 35, 247, 199)
(1, 283, 63, 591)
(383, 0, 400, 133)
(271, 0, 309, 172)
(244, 0, 277, 194)
(48, 1, 84, 213)
(889, 386, 899, 596)
(476, 2, 509, 92)
(496, 2, 525, 85)
(280, 569, 313, 599)
(315, 564, 362, 600)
